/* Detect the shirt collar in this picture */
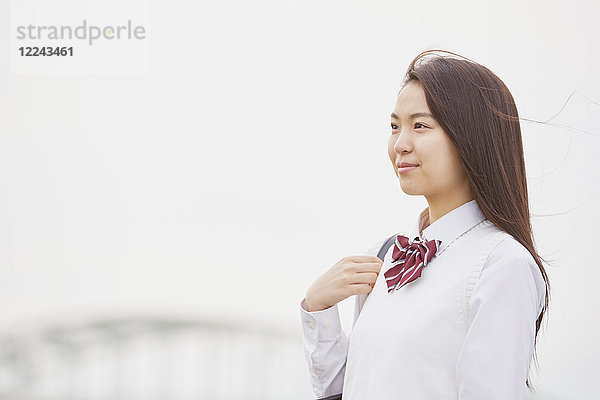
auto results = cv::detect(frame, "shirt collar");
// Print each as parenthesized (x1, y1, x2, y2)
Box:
(411, 199, 486, 255)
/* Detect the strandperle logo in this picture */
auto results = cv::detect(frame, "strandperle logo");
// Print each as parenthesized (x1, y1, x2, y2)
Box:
(15, 19, 146, 46)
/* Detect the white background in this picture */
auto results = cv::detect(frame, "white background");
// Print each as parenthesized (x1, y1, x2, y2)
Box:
(1, 0, 599, 398)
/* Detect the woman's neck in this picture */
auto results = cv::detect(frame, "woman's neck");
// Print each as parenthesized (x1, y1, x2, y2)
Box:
(420, 194, 475, 235)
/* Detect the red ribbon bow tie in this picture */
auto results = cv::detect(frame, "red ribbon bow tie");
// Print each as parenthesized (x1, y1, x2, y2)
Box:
(384, 234, 442, 293)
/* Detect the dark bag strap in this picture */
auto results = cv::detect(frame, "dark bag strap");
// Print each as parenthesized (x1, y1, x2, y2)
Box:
(318, 394, 343, 400)
(315, 234, 396, 400)
(376, 234, 397, 261)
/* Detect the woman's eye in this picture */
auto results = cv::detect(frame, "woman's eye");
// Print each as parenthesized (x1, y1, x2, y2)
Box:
(391, 122, 427, 130)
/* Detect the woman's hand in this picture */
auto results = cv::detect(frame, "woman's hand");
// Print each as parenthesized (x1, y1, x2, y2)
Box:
(304, 255, 384, 312)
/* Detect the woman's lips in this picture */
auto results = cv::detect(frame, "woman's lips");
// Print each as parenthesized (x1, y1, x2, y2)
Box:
(398, 166, 419, 174)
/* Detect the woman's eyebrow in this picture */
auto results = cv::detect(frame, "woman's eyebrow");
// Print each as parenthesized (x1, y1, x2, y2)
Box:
(390, 112, 435, 120)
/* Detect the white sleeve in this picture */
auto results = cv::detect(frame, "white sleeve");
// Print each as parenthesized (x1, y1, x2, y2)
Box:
(456, 237, 546, 400)
(300, 298, 347, 398)
(299, 237, 388, 399)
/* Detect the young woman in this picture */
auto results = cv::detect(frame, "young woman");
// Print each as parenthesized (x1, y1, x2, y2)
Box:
(300, 49, 551, 400)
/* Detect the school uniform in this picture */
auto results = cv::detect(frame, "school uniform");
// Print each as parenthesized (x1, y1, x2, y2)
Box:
(300, 199, 546, 399)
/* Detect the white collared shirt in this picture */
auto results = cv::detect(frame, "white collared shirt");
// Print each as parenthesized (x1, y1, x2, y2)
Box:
(300, 199, 546, 399)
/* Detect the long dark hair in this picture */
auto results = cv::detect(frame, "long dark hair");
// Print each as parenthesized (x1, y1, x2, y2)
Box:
(403, 49, 551, 392)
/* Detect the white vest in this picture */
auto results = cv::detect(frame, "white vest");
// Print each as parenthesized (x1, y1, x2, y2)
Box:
(343, 219, 512, 399)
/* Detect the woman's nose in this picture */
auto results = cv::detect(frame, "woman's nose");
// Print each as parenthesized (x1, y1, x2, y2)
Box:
(394, 131, 413, 154)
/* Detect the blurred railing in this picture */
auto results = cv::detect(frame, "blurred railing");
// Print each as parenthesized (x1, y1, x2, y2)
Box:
(0, 316, 309, 400)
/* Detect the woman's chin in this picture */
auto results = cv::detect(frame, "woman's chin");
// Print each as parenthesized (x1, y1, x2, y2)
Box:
(398, 181, 422, 196)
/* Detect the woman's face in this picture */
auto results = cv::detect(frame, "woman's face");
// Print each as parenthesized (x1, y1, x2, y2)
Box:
(388, 81, 472, 202)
